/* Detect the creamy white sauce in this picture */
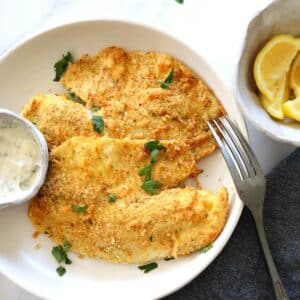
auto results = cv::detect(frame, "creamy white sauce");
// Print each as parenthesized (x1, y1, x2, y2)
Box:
(0, 119, 41, 201)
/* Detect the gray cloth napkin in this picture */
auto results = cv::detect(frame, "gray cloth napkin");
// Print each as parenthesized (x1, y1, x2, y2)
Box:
(165, 149, 300, 300)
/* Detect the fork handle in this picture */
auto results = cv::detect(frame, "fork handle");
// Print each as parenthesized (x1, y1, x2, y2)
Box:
(253, 213, 289, 300)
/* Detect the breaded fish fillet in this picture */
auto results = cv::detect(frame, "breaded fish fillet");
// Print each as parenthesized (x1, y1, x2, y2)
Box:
(60, 47, 224, 160)
(30, 187, 228, 263)
(29, 136, 228, 262)
(21, 95, 217, 164)
(33, 136, 199, 202)
(21, 94, 98, 149)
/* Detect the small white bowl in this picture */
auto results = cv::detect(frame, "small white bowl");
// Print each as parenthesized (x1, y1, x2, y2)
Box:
(0, 108, 48, 209)
(235, 0, 300, 146)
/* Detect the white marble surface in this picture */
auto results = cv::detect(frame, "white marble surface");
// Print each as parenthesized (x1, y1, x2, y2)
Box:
(0, 0, 296, 299)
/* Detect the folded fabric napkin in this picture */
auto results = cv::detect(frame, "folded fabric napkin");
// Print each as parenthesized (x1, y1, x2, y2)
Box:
(165, 149, 300, 300)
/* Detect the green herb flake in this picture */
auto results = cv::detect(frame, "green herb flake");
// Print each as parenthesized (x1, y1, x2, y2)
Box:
(160, 68, 174, 89)
(56, 266, 66, 277)
(107, 193, 117, 203)
(52, 245, 67, 263)
(149, 236, 153, 242)
(138, 262, 158, 273)
(164, 257, 175, 261)
(144, 140, 166, 152)
(175, 0, 184, 4)
(91, 115, 105, 133)
(68, 91, 86, 105)
(65, 257, 72, 265)
(62, 240, 71, 252)
(68, 91, 76, 99)
(53, 52, 73, 82)
(72, 204, 88, 214)
(139, 164, 152, 181)
(199, 244, 213, 253)
(141, 180, 162, 195)
(91, 104, 100, 112)
(150, 148, 160, 164)
(52, 241, 72, 268)
(139, 141, 166, 194)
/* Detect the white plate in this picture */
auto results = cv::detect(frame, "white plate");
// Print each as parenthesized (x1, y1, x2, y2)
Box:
(0, 20, 246, 300)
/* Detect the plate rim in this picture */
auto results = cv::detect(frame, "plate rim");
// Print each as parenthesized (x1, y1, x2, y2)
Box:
(0, 18, 246, 300)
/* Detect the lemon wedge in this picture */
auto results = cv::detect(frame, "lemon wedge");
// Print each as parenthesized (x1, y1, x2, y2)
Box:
(261, 95, 284, 120)
(289, 52, 300, 94)
(259, 71, 290, 120)
(282, 98, 300, 121)
(254, 34, 299, 101)
(282, 52, 300, 121)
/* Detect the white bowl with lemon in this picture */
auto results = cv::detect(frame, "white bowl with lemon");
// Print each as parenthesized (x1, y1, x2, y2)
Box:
(236, 0, 300, 145)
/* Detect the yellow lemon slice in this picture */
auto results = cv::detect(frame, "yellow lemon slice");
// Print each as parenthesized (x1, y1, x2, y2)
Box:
(261, 95, 284, 120)
(289, 52, 300, 95)
(259, 72, 290, 120)
(254, 34, 299, 101)
(282, 52, 300, 121)
(282, 97, 300, 121)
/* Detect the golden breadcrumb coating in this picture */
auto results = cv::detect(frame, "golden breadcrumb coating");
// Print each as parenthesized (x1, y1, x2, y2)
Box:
(60, 47, 224, 160)
(32, 136, 198, 201)
(29, 136, 228, 262)
(21, 94, 98, 149)
(21, 94, 217, 164)
(25, 47, 229, 264)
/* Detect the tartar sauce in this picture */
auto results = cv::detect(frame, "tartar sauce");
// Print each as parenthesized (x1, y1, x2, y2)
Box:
(0, 119, 41, 200)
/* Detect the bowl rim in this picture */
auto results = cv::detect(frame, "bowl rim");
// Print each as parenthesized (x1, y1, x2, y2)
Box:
(234, 0, 300, 147)
(0, 18, 247, 300)
(0, 109, 49, 208)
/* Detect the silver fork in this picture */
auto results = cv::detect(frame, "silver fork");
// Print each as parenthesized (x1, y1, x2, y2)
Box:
(207, 115, 289, 300)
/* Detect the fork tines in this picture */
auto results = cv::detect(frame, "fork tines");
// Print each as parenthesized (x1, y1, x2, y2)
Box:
(207, 116, 263, 181)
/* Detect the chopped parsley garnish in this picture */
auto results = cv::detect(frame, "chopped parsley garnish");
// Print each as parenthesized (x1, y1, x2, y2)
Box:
(144, 140, 166, 152)
(164, 257, 175, 261)
(160, 68, 174, 89)
(91, 115, 105, 133)
(107, 193, 117, 203)
(199, 244, 213, 253)
(68, 91, 76, 99)
(141, 180, 162, 195)
(139, 140, 166, 194)
(62, 240, 71, 252)
(52, 246, 67, 263)
(72, 204, 88, 213)
(138, 262, 158, 273)
(175, 0, 184, 4)
(139, 164, 152, 181)
(91, 104, 100, 112)
(65, 257, 72, 265)
(52, 241, 72, 276)
(56, 266, 66, 277)
(53, 52, 73, 81)
(150, 148, 160, 164)
(68, 91, 86, 105)
(52, 245, 72, 264)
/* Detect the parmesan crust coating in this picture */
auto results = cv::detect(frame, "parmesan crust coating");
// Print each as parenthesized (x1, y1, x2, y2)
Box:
(24, 48, 229, 264)
(21, 94, 98, 149)
(29, 136, 228, 262)
(60, 47, 225, 160)
(33, 136, 199, 201)
(21, 94, 217, 167)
